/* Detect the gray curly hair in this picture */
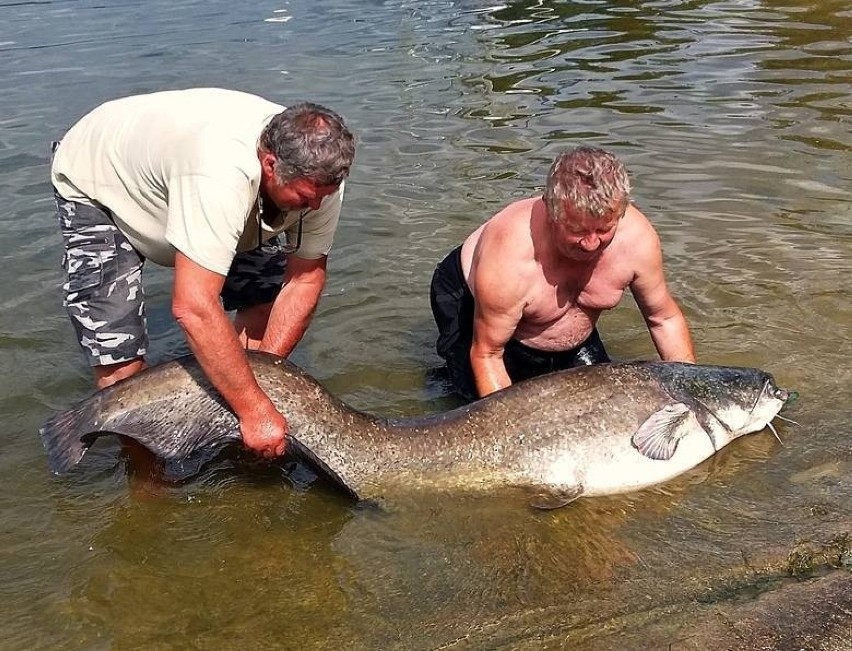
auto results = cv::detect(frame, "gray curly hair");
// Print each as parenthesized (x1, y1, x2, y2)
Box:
(259, 102, 355, 186)
(544, 147, 631, 223)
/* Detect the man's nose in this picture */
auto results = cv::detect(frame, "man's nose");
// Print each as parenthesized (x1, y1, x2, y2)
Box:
(579, 235, 600, 251)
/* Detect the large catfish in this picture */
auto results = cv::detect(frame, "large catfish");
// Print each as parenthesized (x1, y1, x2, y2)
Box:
(40, 353, 790, 508)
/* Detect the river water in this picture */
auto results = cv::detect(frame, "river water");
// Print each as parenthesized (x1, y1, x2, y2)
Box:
(1, 0, 850, 649)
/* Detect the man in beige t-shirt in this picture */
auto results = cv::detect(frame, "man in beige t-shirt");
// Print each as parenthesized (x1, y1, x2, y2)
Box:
(51, 88, 356, 458)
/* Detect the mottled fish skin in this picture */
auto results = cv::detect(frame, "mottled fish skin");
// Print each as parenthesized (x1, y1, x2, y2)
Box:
(39, 353, 789, 507)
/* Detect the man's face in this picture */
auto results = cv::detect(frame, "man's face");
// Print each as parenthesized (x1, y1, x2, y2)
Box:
(267, 176, 339, 212)
(552, 204, 623, 262)
(259, 151, 340, 212)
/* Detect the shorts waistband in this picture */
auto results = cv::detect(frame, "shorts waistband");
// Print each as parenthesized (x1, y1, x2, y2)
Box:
(506, 329, 604, 363)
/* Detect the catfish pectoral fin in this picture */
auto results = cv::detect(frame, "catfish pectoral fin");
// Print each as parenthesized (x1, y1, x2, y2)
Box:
(632, 402, 698, 460)
(528, 484, 584, 510)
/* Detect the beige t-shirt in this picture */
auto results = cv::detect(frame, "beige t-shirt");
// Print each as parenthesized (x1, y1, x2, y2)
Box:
(51, 88, 343, 275)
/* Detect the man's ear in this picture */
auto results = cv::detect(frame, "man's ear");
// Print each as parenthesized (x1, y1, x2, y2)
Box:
(259, 150, 277, 180)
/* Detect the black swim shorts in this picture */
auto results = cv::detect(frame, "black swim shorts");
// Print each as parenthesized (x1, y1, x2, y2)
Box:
(429, 245, 610, 401)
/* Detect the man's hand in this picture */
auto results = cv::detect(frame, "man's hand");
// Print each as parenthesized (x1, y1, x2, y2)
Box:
(239, 400, 289, 458)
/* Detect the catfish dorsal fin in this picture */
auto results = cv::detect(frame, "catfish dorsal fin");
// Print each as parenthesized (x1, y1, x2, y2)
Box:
(632, 402, 701, 461)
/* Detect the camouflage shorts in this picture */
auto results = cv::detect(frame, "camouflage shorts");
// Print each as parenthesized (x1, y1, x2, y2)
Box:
(55, 193, 147, 367)
(54, 192, 286, 367)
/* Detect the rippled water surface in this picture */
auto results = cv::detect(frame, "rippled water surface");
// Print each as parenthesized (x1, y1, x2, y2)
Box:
(1, 1, 850, 648)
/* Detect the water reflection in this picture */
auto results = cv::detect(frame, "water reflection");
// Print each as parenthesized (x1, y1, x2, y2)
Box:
(50, 468, 357, 648)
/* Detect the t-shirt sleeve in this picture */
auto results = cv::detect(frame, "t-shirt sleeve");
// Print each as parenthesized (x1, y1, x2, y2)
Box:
(288, 181, 345, 260)
(164, 172, 253, 275)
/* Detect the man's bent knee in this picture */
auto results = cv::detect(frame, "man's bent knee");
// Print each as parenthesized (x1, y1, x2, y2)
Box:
(94, 358, 147, 389)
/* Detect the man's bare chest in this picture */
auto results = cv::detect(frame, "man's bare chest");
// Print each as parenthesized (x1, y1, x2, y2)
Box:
(514, 277, 625, 349)
(525, 272, 627, 320)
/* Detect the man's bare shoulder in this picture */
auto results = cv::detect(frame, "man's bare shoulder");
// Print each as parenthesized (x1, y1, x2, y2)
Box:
(607, 205, 665, 285)
(466, 197, 541, 295)
(486, 196, 540, 234)
(620, 203, 656, 233)
(469, 197, 538, 258)
(613, 204, 662, 254)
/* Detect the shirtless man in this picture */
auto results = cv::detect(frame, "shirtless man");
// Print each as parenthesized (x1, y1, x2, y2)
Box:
(430, 146, 695, 401)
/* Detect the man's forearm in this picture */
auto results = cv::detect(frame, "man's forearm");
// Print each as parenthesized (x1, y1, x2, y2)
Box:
(470, 348, 512, 398)
(650, 314, 696, 363)
(176, 301, 270, 417)
(260, 281, 323, 357)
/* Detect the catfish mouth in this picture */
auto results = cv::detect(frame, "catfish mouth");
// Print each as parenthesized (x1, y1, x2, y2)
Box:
(755, 378, 790, 410)
(741, 378, 789, 434)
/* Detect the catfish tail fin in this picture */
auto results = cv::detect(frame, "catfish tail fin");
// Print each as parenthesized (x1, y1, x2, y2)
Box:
(39, 399, 104, 474)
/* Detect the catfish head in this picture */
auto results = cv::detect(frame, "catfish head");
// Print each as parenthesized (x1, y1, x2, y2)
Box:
(632, 363, 791, 461)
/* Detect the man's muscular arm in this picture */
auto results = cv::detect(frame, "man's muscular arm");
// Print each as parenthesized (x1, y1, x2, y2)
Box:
(469, 232, 531, 397)
(628, 216, 696, 363)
